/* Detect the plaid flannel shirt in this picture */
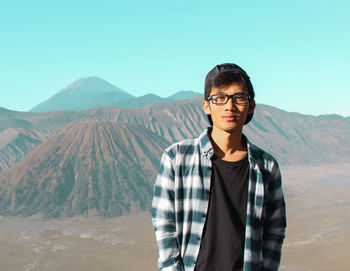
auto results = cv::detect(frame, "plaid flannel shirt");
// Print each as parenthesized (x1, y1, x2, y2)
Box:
(152, 128, 286, 271)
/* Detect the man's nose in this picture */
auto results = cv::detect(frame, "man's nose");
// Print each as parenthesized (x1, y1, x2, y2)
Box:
(224, 96, 237, 110)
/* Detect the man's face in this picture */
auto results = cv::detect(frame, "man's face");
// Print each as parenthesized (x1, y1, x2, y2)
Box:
(203, 82, 255, 134)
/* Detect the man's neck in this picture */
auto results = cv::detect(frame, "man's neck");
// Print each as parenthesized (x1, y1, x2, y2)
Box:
(209, 127, 247, 162)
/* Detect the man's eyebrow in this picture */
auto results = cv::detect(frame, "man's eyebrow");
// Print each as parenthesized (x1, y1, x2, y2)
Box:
(213, 90, 226, 94)
(212, 91, 247, 95)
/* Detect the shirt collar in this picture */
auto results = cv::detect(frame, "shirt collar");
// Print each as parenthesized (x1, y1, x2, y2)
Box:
(199, 127, 258, 163)
(199, 127, 214, 158)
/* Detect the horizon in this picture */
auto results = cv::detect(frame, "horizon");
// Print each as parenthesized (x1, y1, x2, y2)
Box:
(0, 75, 349, 118)
(1, 1, 349, 116)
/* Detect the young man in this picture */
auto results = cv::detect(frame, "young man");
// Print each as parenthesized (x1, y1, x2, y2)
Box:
(152, 63, 286, 271)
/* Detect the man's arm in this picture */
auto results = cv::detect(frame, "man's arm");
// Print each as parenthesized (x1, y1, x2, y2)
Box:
(262, 160, 287, 271)
(152, 152, 185, 271)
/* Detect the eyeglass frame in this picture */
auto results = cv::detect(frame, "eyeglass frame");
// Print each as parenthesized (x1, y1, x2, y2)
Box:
(207, 93, 251, 105)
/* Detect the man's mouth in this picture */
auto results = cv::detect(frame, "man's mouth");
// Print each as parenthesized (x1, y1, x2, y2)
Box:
(222, 115, 237, 121)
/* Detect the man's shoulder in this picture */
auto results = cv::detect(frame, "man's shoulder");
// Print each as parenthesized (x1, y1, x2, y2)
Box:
(163, 128, 210, 159)
(164, 136, 201, 157)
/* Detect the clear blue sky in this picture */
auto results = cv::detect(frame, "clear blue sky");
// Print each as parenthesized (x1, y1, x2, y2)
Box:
(1, 0, 349, 116)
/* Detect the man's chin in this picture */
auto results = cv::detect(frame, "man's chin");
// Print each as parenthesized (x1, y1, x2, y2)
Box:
(213, 123, 243, 134)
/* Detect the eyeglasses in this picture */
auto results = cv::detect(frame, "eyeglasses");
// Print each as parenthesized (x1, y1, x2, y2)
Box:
(207, 93, 250, 105)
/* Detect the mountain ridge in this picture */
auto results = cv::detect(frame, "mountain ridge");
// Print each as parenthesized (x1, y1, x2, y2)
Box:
(28, 77, 202, 112)
(0, 98, 349, 218)
(30, 77, 134, 112)
(0, 122, 169, 217)
(1, 98, 349, 175)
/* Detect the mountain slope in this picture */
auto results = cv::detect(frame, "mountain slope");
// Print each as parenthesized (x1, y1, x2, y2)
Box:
(0, 122, 169, 217)
(0, 128, 50, 172)
(28, 75, 202, 112)
(2, 99, 350, 172)
(243, 104, 350, 165)
(167, 90, 201, 100)
(82, 97, 207, 143)
(0, 109, 92, 173)
(111, 93, 166, 108)
(0, 100, 350, 218)
(30, 77, 134, 112)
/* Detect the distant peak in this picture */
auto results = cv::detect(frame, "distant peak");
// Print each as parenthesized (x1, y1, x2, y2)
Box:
(62, 76, 111, 90)
(59, 76, 129, 95)
(167, 90, 202, 100)
(29, 76, 134, 112)
(73, 76, 107, 83)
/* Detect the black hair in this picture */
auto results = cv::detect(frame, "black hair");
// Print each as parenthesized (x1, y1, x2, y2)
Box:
(204, 63, 255, 125)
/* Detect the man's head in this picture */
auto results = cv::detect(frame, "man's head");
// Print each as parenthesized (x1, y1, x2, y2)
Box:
(204, 63, 255, 126)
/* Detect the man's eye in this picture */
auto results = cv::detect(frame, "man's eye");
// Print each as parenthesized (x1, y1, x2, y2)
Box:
(216, 95, 227, 101)
(236, 95, 248, 102)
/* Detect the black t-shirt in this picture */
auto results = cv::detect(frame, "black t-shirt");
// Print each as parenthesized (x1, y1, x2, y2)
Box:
(194, 155, 249, 271)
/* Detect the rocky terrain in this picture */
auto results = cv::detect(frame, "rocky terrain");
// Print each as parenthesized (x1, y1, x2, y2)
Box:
(0, 78, 349, 269)
(1, 97, 350, 217)
(0, 78, 349, 218)
(0, 122, 169, 217)
(1, 163, 349, 271)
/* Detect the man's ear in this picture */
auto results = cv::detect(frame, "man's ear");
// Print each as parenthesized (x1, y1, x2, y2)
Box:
(248, 99, 255, 114)
(244, 100, 256, 125)
(203, 100, 211, 115)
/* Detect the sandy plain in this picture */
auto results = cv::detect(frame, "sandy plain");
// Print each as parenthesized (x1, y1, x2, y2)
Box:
(0, 163, 349, 271)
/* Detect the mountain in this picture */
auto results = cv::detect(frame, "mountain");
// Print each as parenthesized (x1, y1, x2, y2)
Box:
(318, 113, 350, 123)
(2, 98, 350, 175)
(167, 90, 202, 100)
(107, 91, 201, 109)
(0, 109, 92, 172)
(29, 76, 202, 113)
(111, 93, 166, 108)
(28, 75, 203, 112)
(30, 77, 134, 112)
(0, 128, 50, 172)
(1, 98, 350, 218)
(0, 108, 38, 132)
(0, 122, 169, 217)
(81, 97, 207, 143)
(243, 105, 350, 165)
(79, 99, 350, 166)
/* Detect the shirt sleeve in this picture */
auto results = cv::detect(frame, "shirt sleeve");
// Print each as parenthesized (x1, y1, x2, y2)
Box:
(152, 151, 185, 271)
(262, 160, 287, 271)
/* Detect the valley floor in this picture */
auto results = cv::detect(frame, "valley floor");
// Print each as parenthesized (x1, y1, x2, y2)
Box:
(0, 163, 350, 271)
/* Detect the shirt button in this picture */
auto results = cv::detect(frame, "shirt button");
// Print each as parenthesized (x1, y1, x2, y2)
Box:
(197, 236, 201, 241)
